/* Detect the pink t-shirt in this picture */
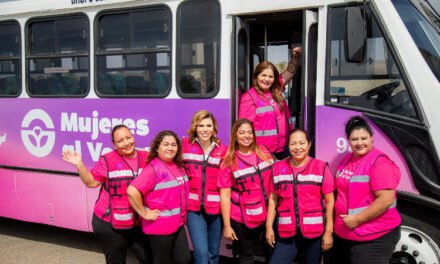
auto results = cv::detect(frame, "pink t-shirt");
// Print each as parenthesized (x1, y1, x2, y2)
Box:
(130, 161, 187, 229)
(217, 152, 270, 224)
(335, 155, 400, 241)
(90, 153, 140, 222)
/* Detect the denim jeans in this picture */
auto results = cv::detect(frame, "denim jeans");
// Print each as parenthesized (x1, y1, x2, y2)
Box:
(269, 232, 322, 264)
(186, 210, 222, 264)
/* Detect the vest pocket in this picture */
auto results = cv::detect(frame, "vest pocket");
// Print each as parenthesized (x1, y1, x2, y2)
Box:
(277, 210, 295, 237)
(240, 196, 266, 228)
(110, 199, 135, 230)
(301, 210, 324, 238)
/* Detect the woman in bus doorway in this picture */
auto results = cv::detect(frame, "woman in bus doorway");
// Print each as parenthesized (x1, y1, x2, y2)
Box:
(62, 124, 151, 264)
(334, 116, 401, 264)
(265, 129, 335, 264)
(127, 130, 191, 264)
(183, 110, 227, 264)
(218, 118, 274, 264)
(239, 47, 302, 160)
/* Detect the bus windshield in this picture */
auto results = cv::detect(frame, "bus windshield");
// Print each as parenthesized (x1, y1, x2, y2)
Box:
(393, 0, 440, 81)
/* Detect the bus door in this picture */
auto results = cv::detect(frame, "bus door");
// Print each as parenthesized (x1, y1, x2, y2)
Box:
(302, 10, 318, 156)
(233, 16, 251, 119)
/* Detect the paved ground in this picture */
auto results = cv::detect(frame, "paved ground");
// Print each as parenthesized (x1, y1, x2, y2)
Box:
(0, 217, 137, 264)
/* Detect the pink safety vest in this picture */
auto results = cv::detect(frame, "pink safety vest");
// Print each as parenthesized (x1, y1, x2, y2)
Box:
(142, 158, 189, 235)
(272, 158, 328, 239)
(246, 88, 294, 153)
(182, 137, 227, 215)
(336, 148, 401, 238)
(230, 151, 274, 229)
(103, 150, 148, 230)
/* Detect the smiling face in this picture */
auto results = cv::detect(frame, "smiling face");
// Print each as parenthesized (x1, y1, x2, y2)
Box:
(236, 123, 254, 152)
(113, 127, 136, 157)
(196, 118, 214, 143)
(289, 131, 311, 164)
(256, 68, 275, 92)
(349, 128, 373, 157)
(157, 135, 178, 163)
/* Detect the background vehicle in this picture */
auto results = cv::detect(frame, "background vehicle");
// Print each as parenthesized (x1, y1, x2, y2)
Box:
(0, 0, 439, 262)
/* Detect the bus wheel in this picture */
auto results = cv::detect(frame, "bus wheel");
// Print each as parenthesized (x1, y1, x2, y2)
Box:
(390, 213, 440, 264)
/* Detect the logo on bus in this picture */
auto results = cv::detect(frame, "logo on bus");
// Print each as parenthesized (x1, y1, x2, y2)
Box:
(21, 109, 56, 158)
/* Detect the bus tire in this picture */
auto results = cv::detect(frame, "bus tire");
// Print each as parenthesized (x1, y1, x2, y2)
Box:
(391, 212, 440, 264)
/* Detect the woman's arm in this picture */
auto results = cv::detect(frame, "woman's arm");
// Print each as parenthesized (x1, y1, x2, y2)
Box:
(127, 186, 160, 221)
(281, 46, 302, 85)
(220, 188, 238, 241)
(62, 151, 101, 188)
(265, 192, 278, 248)
(322, 192, 335, 251)
(340, 189, 395, 229)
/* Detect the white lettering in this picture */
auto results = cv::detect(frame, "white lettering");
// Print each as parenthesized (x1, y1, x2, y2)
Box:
(60, 111, 149, 140)
(87, 142, 102, 162)
(0, 133, 6, 146)
(62, 140, 82, 156)
(336, 137, 352, 153)
(61, 112, 78, 132)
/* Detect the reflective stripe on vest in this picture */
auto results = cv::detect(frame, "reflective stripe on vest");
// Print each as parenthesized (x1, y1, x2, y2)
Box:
(109, 169, 143, 178)
(154, 175, 189, 191)
(255, 129, 278, 137)
(303, 216, 324, 224)
(349, 200, 397, 215)
(246, 206, 263, 216)
(207, 194, 220, 202)
(350, 175, 370, 183)
(279, 216, 292, 224)
(183, 153, 221, 166)
(273, 174, 294, 184)
(297, 174, 323, 183)
(113, 212, 133, 221)
(256, 105, 275, 114)
(145, 207, 181, 217)
(233, 159, 274, 179)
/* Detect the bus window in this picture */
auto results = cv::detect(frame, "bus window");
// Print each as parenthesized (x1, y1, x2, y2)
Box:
(327, 6, 418, 119)
(96, 7, 171, 97)
(0, 21, 20, 97)
(176, 0, 220, 98)
(27, 15, 89, 97)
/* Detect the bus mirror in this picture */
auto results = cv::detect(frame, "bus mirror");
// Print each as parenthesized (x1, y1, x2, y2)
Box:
(345, 6, 366, 63)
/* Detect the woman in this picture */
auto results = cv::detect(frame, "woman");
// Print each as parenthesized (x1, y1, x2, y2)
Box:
(218, 118, 274, 264)
(265, 129, 335, 264)
(239, 47, 301, 159)
(127, 130, 191, 264)
(62, 124, 150, 264)
(334, 116, 401, 264)
(182, 110, 227, 264)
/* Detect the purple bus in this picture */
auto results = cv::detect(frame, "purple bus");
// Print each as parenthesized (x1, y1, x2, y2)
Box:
(0, 0, 439, 262)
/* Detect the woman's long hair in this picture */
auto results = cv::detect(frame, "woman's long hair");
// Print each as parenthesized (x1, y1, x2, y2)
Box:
(187, 110, 220, 144)
(222, 119, 271, 168)
(252, 61, 284, 111)
(147, 130, 183, 167)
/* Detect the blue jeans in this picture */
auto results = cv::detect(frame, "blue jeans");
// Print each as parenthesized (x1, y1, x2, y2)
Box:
(269, 232, 322, 264)
(187, 210, 222, 264)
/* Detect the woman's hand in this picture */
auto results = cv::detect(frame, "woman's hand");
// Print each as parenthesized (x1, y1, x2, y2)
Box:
(265, 227, 276, 248)
(223, 226, 238, 241)
(321, 232, 333, 251)
(340, 214, 361, 229)
(144, 209, 160, 221)
(62, 151, 82, 167)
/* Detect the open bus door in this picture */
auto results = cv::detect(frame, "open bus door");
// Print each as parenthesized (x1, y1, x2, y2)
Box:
(302, 10, 318, 156)
(233, 16, 251, 120)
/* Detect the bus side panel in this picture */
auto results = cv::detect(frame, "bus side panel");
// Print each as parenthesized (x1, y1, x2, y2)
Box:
(314, 106, 417, 194)
(0, 168, 91, 231)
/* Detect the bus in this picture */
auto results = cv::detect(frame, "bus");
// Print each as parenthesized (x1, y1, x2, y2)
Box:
(0, 0, 439, 262)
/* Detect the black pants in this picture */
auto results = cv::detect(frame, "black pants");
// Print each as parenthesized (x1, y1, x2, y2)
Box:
(338, 227, 401, 264)
(231, 219, 270, 264)
(146, 226, 191, 264)
(92, 214, 151, 264)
